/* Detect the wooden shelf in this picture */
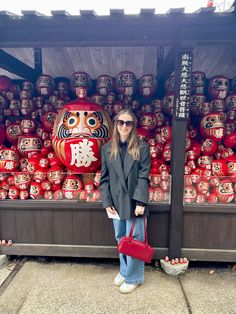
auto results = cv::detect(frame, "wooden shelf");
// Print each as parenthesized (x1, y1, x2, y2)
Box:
(184, 204, 236, 214)
(0, 243, 168, 259)
(0, 200, 170, 212)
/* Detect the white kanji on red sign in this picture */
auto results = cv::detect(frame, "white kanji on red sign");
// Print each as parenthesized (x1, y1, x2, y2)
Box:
(70, 139, 97, 168)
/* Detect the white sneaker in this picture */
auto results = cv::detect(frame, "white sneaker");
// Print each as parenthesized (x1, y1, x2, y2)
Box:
(114, 273, 125, 286)
(119, 282, 140, 294)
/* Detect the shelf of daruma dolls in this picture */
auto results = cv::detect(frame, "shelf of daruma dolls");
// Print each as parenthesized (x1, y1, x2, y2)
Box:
(0, 200, 170, 212)
(183, 204, 236, 214)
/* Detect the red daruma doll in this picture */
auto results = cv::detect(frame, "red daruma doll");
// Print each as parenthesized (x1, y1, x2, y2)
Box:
(62, 175, 83, 200)
(215, 180, 234, 203)
(14, 172, 31, 190)
(30, 182, 43, 200)
(200, 113, 225, 142)
(0, 148, 19, 172)
(17, 135, 43, 158)
(52, 90, 112, 173)
(184, 186, 198, 203)
(47, 166, 65, 185)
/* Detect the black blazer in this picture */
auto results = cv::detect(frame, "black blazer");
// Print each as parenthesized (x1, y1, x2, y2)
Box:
(99, 140, 150, 220)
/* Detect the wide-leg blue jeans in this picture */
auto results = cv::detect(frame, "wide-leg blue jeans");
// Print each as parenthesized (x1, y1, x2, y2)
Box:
(113, 217, 145, 284)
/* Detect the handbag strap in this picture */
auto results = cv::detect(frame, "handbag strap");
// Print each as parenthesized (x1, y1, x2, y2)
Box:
(129, 216, 148, 243)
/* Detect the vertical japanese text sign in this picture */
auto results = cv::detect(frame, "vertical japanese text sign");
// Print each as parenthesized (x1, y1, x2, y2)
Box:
(34, 48, 42, 74)
(174, 51, 193, 120)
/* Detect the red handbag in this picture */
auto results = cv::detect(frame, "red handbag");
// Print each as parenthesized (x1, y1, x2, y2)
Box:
(118, 216, 154, 263)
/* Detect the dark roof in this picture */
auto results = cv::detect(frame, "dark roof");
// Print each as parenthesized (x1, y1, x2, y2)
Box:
(0, 9, 235, 47)
(0, 9, 236, 80)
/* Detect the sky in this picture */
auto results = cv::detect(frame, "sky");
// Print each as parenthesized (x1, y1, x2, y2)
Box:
(0, 0, 234, 15)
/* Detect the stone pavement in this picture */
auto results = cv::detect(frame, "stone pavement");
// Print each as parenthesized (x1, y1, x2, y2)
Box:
(0, 257, 235, 314)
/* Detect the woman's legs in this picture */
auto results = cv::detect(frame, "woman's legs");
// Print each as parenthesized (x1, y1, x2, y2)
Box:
(113, 217, 145, 284)
(113, 219, 127, 277)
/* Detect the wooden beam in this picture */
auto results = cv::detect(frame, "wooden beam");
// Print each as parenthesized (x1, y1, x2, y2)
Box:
(169, 120, 187, 258)
(169, 49, 193, 259)
(0, 243, 167, 259)
(184, 205, 236, 214)
(182, 248, 236, 262)
(181, 25, 236, 44)
(0, 14, 235, 47)
(0, 49, 40, 81)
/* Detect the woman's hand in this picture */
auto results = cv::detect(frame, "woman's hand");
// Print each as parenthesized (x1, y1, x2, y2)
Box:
(106, 206, 117, 215)
(135, 205, 145, 216)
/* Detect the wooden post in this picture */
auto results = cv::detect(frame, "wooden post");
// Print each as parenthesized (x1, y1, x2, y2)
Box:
(169, 49, 193, 258)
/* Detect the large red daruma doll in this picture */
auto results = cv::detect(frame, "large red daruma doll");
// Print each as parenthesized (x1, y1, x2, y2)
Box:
(52, 95, 112, 173)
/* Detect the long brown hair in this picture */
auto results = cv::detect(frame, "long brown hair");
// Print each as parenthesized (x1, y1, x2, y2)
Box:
(110, 109, 140, 160)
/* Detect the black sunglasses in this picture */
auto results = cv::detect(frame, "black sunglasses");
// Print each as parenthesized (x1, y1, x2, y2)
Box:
(117, 119, 134, 127)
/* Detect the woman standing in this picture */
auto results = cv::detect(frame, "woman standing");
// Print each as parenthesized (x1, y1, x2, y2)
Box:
(99, 109, 150, 294)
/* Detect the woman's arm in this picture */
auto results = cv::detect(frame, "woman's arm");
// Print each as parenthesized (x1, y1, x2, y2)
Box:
(99, 146, 114, 209)
(132, 142, 151, 205)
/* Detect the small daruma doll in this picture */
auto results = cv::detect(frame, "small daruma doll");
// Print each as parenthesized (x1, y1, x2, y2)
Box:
(19, 189, 29, 200)
(215, 180, 234, 203)
(52, 94, 112, 173)
(196, 180, 209, 195)
(36, 74, 55, 96)
(208, 76, 229, 100)
(197, 156, 212, 169)
(34, 169, 47, 183)
(191, 71, 206, 94)
(0, 148, 19, 172)
(139, 74, 157, 98)
(164, 75, 175, 94)
(226, 156, 236, 178)
(96, 75, 114, 95)
(70, 71, 92, 95)
(115, 71, 137, 96)
(20, 118, 37, 134)
(200, 139, 218, 156)
(47, 166, 65, 185)
(30, 182, 43, 200)
(8, 186, 19, 200)
(162, 94, 174, 116)
(62, 174, 83, 200)
(17, 135, 43, 157)
(200, 113, 225, 142)
(14, 172, 31, 190)
(211, 159, 228, 177)
(184, 186, 198, 203)
(139, 113, 157, 131)
(6, 123, 23, 144)
(41, 111, 57, 132)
